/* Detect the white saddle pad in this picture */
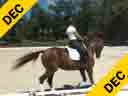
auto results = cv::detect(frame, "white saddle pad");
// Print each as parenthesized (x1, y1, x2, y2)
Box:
(66, 47, 80, 60)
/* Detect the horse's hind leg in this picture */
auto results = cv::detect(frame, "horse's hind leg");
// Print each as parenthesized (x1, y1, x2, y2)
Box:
(39, 70, 56, 90)
(39, 71, 49, 84)
(39, 71, 49, 91)
(47, 72, 55, 90)
(86, 67, 94, 84)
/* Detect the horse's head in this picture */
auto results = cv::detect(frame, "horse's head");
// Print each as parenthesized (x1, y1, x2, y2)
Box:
(92, 38, 104, 58)
(94, 32, 104, 58)
(83, 32, 104, 59)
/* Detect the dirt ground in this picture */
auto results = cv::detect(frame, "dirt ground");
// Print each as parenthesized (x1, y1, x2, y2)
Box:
(0, 46, 127, 94)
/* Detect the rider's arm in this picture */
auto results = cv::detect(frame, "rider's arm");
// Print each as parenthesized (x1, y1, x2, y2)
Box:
(74, 31, 83, 41)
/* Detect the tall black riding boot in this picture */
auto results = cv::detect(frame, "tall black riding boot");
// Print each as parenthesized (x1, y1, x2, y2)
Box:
(80, 54, 85, 64)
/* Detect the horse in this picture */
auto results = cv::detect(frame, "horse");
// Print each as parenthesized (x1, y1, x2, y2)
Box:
(11, 38, 100, 90)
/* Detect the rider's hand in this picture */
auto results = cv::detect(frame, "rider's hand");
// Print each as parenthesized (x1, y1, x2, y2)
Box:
(78, 37, 84, 41)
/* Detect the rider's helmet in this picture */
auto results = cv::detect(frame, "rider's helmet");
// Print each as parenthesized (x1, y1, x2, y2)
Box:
(64, 16, 74, 25)
(68, 17, 73, 25)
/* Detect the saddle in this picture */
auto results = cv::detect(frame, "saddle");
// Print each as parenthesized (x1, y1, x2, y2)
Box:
(65, 47, 80, 61)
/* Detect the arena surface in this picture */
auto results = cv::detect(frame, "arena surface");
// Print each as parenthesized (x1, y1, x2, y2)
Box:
(0, 46, 128, 95)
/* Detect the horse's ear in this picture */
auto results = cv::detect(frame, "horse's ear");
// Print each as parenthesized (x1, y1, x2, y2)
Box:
(95, 32, 104, 38)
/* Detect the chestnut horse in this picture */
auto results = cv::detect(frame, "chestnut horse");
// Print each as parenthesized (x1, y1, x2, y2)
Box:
(11, 35, 104, 89)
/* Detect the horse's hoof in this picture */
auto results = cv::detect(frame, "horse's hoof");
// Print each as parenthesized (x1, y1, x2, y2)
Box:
(39, 84, 44, 91)
(77, 81, 92, 88)
(29, 91, 36, 96)
(51, 87, 55, 91)
(63, 84, 74, 89)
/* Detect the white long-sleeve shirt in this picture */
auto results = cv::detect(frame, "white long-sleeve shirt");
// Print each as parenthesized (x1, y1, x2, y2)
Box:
(66, 25, 77, 40)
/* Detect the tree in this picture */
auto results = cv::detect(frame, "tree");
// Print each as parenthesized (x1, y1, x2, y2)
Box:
(49, 0, 81, 16)
(102, 0, 128, 41)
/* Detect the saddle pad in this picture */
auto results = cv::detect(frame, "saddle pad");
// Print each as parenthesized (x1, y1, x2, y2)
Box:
(66, 47, 80, 60)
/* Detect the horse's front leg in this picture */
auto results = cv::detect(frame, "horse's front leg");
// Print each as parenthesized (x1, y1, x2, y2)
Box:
(86, 66, 94, 84)
(78, 69, 89, 87)
(80, 69, 87, 82)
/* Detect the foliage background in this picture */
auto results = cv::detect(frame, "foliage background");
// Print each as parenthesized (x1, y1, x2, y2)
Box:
(0, 0, 128, 46)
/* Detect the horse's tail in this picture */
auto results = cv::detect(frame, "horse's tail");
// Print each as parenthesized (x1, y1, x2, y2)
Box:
(12, 50, 44, 70)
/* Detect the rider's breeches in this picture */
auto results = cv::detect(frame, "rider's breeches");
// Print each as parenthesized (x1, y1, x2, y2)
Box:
(69, 40, 87, 60)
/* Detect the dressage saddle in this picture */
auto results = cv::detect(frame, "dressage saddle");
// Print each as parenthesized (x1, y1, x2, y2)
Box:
(64, 48, 87, 64)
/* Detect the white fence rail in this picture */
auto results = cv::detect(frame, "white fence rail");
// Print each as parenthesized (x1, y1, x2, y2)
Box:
(1, 88, 90, 96)
(36, 88, 91, 95)
(1, 88, 128, 96)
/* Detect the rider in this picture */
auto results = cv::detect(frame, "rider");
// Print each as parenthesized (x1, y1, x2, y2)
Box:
(65, 17, 87, 64)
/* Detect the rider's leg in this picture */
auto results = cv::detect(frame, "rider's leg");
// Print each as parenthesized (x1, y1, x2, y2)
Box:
(70, 40, 86, 63)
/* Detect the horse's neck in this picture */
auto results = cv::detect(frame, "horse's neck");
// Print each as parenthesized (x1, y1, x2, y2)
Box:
(88, 47, 95, 59)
